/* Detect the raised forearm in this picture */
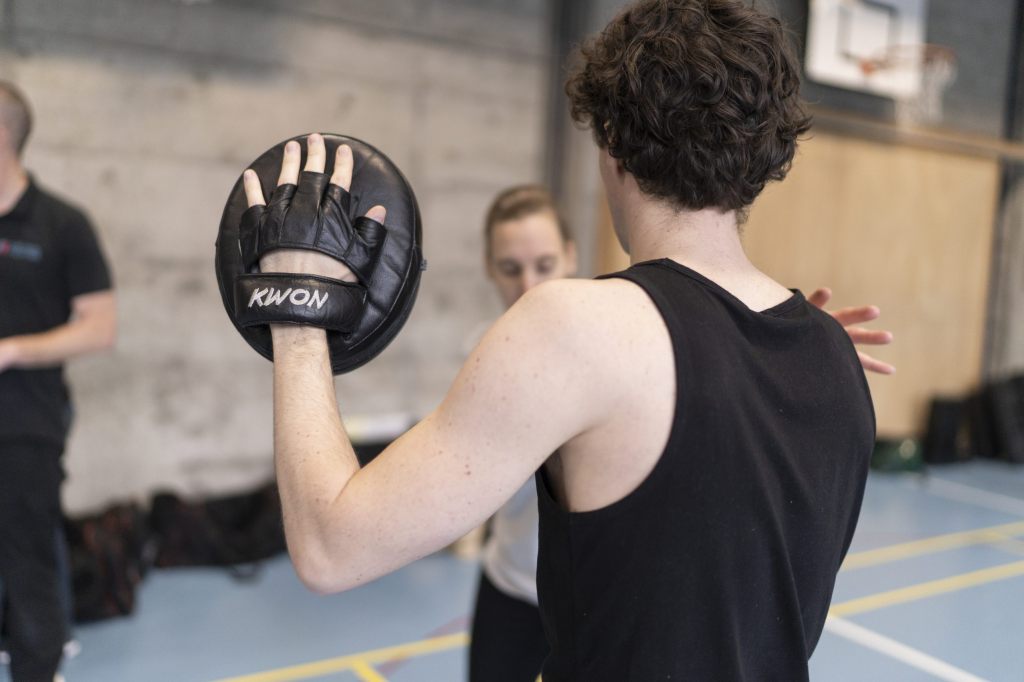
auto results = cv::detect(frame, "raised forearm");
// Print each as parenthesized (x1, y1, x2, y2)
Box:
(270, 325, 361, 592)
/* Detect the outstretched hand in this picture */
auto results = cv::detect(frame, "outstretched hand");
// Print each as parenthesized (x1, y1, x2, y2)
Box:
(808, 288, 895, 375)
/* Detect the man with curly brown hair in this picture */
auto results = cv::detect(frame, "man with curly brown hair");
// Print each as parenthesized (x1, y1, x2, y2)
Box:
(249, 1, 879, 680)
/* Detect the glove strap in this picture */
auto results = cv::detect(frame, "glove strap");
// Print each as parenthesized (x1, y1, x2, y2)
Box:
(234, 273, 366, 332)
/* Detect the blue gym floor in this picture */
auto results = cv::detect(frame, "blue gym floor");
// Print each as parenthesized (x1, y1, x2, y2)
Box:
(10, 461, 1024, 682)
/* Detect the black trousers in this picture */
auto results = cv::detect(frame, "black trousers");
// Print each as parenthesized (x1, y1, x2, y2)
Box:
(0, 439, 67, 682)
(468, 571, 549, 682)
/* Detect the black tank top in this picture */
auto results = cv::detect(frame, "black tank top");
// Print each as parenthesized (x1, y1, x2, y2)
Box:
(536, 260, 874, 681)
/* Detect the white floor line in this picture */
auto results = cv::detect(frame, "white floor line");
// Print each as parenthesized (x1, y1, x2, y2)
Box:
(824, 617, 990, 682)
(916, 477, 1024, 517)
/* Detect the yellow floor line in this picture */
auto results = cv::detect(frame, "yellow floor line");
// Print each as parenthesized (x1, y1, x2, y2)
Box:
(211, 632, 469, 682)
(841, 519, 1024, 570)
(215, 520, 1024, 681)
(994, 536, 1024, 558)
(830, 559, 1024, 617)
(350, 660, 389, 682)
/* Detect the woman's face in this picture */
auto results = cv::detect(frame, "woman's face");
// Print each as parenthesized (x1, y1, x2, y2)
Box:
(487, 211, 577, 309)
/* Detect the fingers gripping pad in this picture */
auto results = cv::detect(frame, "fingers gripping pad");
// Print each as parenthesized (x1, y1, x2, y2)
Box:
(216, 134, 424, 374)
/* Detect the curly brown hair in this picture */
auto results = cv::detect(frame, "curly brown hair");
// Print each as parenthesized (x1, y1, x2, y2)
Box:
(566, 0, 811, 212)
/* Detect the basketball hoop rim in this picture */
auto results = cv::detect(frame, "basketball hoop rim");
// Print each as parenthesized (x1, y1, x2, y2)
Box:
(857, 43, 957, 78)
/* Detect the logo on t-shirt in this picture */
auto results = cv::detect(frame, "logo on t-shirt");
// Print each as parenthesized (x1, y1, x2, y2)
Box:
(0, 239, 43, 263)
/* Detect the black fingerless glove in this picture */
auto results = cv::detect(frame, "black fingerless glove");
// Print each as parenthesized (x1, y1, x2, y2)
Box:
(233, 170, 387, 332)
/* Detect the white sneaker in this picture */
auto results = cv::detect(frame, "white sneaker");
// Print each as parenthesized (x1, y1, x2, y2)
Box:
(54, 674, 65, 682)
(63, 639, 82, 659)
(0, 649, 8, 665)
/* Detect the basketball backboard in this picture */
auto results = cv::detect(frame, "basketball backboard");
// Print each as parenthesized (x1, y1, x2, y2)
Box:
(805, 0, 928, 99)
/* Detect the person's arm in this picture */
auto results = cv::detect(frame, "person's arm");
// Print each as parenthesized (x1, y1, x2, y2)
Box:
(250, 135, 606, 594)
(271, 287, 596, 594)
(808, 287, 895, 375)
(0, 289, 116, 372)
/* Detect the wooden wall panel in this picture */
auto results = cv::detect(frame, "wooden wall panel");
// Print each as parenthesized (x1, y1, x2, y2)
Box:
(595, 131, 1002, 437)
(745, 133, 1000, 436)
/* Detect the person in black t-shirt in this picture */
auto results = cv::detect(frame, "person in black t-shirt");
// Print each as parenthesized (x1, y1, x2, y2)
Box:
(0, 81, 116, 682)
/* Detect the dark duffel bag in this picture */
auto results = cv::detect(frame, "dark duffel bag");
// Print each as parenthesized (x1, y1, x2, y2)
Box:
(65, 503, 151, 623)
(149, 482, 285, 575)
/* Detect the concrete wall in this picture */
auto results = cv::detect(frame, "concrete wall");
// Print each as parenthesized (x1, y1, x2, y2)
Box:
(548, 0, 628, 278)
(0, 0, 550, 512)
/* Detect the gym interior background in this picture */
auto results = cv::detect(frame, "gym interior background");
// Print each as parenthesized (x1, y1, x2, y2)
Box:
(2, 0, 1024, 680)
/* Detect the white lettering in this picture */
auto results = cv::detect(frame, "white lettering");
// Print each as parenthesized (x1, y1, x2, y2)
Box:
(266, 288, 291, 306)
(309, 289, 329, 310)
(248, 288, 268, 308)
(248, 286, 328, 310)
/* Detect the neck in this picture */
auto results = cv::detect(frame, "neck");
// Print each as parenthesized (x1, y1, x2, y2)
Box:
(0, 156, 28, 214)
(624, 197, 752, 273)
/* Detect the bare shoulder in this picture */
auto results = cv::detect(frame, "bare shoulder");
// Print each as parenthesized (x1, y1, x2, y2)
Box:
(509, 276, 658, 338)
(484, 276, 667, 388)
(505, 276, 661, 351)
(505, 277, 676, 512)
(458, 276, 662, 416)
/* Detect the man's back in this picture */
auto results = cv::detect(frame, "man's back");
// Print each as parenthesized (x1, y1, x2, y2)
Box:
(538, 260, 874, 680)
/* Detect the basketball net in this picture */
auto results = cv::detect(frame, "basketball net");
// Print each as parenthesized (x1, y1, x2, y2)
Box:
(859, 44, 957, 127)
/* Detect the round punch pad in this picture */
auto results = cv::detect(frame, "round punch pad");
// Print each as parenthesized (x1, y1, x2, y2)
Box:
(215, 134, 424, 374)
